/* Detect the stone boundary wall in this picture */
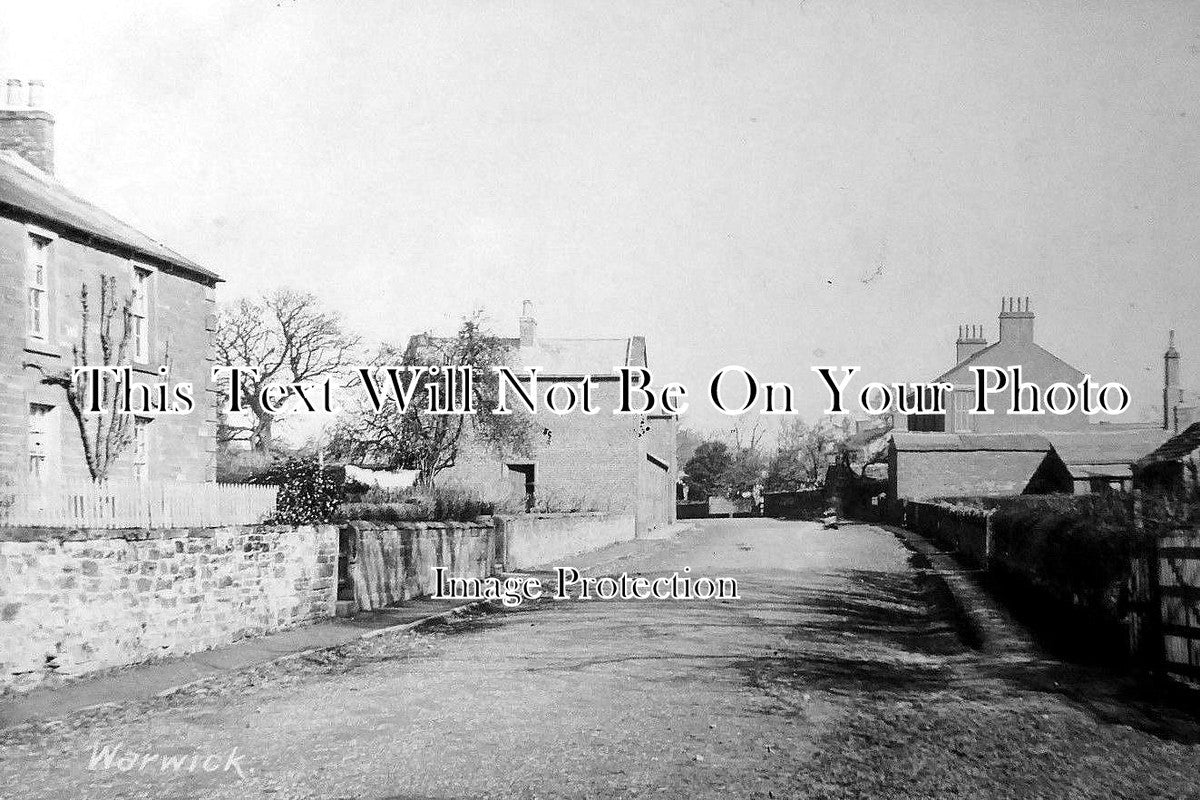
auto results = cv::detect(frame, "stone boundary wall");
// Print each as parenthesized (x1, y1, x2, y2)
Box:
(496, 512, 637, 570)
(346, 521, 496, 611)
(0, 525, 337, 693)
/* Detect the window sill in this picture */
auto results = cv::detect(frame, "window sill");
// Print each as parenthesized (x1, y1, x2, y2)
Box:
(24, 341, 62, 359)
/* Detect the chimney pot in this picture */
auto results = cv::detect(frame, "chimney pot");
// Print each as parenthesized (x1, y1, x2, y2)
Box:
(27, 79, 44, 109)
(5, 79, 22, 107)
(955, 321, 988, 363)
(519, 300, 537, 347)
(998, 295, 1034, 344)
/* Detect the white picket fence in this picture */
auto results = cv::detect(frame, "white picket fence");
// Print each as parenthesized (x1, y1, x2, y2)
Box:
(0, 480, 278, 529)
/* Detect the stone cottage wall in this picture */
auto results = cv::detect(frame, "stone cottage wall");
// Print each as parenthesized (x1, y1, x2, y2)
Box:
(0, 524, 336, 692)
(0, 214, 218, 485)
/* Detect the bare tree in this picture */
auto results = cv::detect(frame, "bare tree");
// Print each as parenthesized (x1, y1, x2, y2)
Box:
(215, 288, 361, 454)
(327, 314, 530, 486)
(765, 418, 849, 490)
(729, 419, 767, 453)
(39, 276, 135, 481)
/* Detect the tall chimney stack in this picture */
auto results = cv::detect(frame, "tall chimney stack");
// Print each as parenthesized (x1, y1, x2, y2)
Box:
(955, 323, 988, 364)
(997, 296, 1034, 344)
(0, 77, 54, 174)
(1164, 329, 1182, 431)
(519, 300, 537, 347)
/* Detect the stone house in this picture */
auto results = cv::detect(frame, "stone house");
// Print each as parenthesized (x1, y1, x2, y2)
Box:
(416, 303, 678, 536)
(905, 297, 1093, 434)
(889, 297, 1170, 500)
(0, 79, 219, 485)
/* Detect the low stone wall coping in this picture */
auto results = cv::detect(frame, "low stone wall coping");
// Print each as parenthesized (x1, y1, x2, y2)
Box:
(494, 511, 630, 521)
(342, 520, 494, 531)
(0, 523, 334, 543)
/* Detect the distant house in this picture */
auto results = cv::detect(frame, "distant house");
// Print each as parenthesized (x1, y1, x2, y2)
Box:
(888, 432, 1071, 501)
(0, 79, 219, 484)
(906, 297, 1092, 434)
(411, 302, 678, 535)
(889, 296, 1170, 500)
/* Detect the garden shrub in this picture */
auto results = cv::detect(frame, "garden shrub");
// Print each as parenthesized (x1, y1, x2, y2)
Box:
(267, 458, 345, 525)
(337, 485, 494, 522)
(981, 493, 1142, 616)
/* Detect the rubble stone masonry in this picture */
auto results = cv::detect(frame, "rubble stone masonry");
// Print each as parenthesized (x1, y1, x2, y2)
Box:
(0, 524, 337, 692)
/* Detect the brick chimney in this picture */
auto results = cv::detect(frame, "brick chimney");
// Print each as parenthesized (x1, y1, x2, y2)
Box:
(0, 79, 53, 174)
(997, 296, 1034, 344)
(1164, 329, 1182, 431)
(955, 324, 988, 363)
(519, 300, 537, 347)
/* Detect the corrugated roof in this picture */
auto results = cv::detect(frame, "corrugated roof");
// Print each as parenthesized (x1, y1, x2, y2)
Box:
(891, 432, 1053, 452)
(0, 152, 218, 282)
(1136, 423, 1200, 468)
(1043, 429, 1169, 467)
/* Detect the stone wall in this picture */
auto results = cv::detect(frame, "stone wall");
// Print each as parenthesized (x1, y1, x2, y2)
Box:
(497, 512, 637, 570)
(347, 521, 497, 611)
(0, 524, 336, 693)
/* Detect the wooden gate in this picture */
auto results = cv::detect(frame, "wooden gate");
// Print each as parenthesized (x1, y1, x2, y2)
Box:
(1155, 529, 1200, 680)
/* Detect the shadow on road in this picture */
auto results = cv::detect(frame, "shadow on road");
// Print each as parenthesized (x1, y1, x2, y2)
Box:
(733, 569, 970, 701)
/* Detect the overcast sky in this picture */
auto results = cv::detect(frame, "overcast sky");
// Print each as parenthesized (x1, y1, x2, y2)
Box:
(3, 0, 1198, 433)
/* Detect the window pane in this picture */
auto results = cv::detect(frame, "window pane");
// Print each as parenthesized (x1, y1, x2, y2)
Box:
(28, 288, 45, 336)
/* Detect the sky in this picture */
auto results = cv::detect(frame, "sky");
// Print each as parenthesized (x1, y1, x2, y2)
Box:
(2, 0, 1198, 435)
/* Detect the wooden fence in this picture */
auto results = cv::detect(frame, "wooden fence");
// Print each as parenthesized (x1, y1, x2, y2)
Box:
(1147, 529, 1200, 681)
(0, 480, 278, 529)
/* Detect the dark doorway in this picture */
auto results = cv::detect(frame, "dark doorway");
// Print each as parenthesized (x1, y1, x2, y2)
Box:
(506, 463, 536, 511)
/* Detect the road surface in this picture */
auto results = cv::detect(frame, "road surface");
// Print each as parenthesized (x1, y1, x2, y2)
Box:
(2, 518, 1199, 799)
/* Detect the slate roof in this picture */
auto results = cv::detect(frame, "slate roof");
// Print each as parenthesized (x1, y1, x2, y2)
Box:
(890, 432, 1053, 452)
(1136, 423, 1200, 468)
(846, 424, 891, 449)
(1042, 429, 1169, 468)
(932, 341, 1083, 385)
(0, 151, 218, 282)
